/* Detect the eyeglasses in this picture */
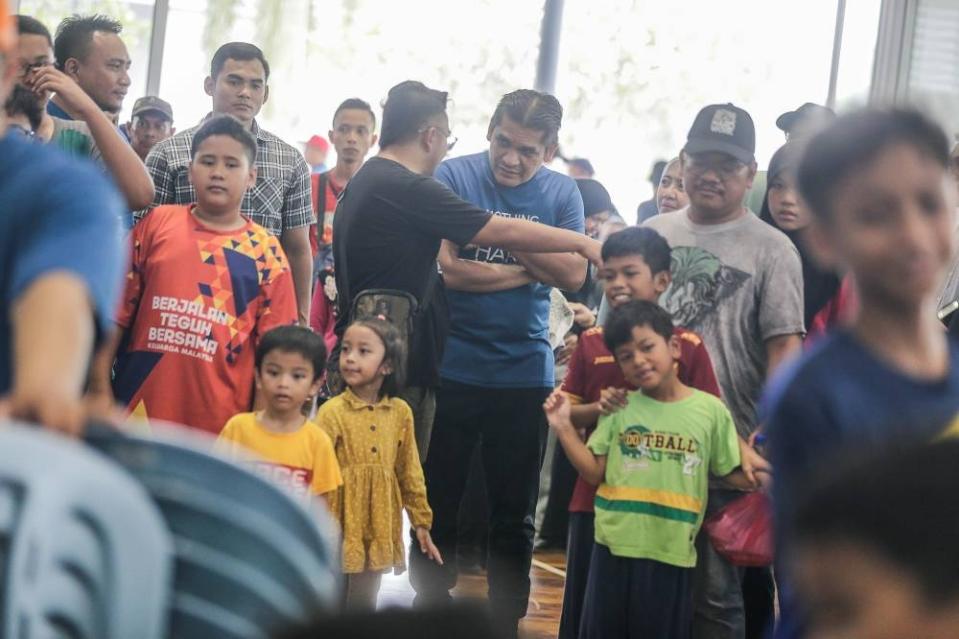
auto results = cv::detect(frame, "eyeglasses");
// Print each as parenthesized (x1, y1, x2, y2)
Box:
(420, 125, 458, 151)
(19, 59, 51, 76)
(684, 155, 747, 179)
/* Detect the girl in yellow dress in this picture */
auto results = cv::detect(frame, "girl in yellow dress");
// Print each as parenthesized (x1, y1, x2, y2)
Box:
(318, 317, 443, 610)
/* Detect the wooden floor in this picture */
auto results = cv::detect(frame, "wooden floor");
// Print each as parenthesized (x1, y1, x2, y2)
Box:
(378, 549, 568, 639)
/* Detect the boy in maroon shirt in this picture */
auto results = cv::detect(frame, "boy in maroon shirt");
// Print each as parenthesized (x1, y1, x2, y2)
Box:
(558, 227, 733, 638)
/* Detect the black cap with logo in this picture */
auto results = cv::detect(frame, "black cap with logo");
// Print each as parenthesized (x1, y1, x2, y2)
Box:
(684, 103, 756, 165)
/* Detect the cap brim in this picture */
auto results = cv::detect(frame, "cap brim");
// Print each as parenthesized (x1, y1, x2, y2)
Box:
(776, 111, 798, 132)
(133, 108, 172, 120)
(683, 139, 754, 164)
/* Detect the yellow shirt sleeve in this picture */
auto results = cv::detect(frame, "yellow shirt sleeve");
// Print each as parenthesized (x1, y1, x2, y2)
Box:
(393, 400, 433, 529)
(309, 426, 343, 496)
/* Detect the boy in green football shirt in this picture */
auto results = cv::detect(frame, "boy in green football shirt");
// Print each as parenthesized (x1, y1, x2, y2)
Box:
(544, 300, 758, 638)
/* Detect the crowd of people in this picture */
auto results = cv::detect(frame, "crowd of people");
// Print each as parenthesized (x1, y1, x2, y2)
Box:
(4, 4, 959, 639)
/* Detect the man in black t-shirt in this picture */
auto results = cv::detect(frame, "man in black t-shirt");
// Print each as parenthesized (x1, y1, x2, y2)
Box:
(332, 79, 600, 463)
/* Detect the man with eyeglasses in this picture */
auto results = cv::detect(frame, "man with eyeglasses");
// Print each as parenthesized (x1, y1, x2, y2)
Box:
(332, 80, 598, 478)
(125, 95, 174, 161)
(646, 103, 804, 639)
(409, 89, 586, 638)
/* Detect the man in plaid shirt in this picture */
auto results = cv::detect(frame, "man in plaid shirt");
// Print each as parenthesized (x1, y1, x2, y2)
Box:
(136, 42, 313, 323)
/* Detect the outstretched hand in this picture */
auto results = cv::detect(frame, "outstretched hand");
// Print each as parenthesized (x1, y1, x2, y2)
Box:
(416, 527, 443, 565)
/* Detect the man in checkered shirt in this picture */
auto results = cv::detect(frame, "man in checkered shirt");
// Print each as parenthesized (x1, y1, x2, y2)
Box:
(135, 42, 313, 324)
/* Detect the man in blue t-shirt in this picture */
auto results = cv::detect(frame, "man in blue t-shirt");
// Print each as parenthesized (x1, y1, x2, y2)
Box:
(409, 89, 586, 637)
(0, 11, 125, 434)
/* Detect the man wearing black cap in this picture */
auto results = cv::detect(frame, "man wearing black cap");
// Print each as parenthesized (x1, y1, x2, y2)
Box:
(646, 103, 804, 639)
(776, 102, 835, 141)
(126, 95, 174, 161)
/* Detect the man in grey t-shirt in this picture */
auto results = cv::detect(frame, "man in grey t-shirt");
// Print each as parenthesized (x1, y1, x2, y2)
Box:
(646, 103, 803, 639)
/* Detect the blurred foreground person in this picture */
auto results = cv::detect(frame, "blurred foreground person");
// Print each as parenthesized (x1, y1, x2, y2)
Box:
(791, 439, 959, 639)
(0, 0, 124, 434)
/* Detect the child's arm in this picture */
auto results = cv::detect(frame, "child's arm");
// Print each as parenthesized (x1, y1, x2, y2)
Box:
(394, 404, 443, 564)
(544, 390, 607, 485)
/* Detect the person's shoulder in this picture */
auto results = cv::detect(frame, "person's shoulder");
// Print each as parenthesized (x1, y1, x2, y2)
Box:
(151, 126, 197, 159)
(303, 420, 336, 444)
(222, 411, 256, 433)
(442, 151, 486, 171)
(535, 163, 577, 190)
(644, 208, 685, 232)
(255, 126, 305, 159)
(688, 387, 727, 412)
(763, 332, 850, 414)
(743, 211, 799, 247)
(387, 395, 414, 418)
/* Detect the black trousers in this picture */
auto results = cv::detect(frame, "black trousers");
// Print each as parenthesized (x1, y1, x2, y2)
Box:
(558, 511, 594, 639)
(409, 380, 550, 627)
(580, 543, 693, 639)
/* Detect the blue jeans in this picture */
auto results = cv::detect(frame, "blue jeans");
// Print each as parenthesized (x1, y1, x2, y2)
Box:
(692, 489, 746, 639)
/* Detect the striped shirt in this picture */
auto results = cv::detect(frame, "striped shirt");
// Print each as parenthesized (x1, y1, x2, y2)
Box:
(136, 116, 312, 236)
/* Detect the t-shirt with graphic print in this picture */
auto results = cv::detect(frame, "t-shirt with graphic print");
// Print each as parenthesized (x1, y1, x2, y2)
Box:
(563, 325, 721, 513)
(587, 389, 740, 567)
(435, 151, 585, 388)
(113, 205, 297, 434)
(645, 208, 804, 437)
(216, 412, 342, 499)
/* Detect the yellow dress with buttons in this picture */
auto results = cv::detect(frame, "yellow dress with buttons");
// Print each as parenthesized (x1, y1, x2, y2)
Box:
(317, 388, 433, 574)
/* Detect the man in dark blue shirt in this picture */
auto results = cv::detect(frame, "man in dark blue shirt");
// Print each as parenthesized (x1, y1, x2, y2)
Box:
(764, 108, 959, 638)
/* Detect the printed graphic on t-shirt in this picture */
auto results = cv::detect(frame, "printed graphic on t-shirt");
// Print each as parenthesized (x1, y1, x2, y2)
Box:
(250, 461, 314, 497)
(660, 246, 750, 330)
(619, 424, 703, 476)
(458, 210, 540, 265)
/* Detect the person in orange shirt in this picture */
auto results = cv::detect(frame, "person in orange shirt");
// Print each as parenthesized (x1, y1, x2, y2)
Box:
(92, 114, 298, 434)
(217, 325, 341, 502)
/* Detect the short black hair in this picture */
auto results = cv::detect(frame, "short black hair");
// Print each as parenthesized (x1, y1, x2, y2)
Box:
(333, 97, 376, 129)
(346, 318, 407, 399)
(15, 15, 52, 45)
(53, 14, 122, 70)
(603, 300, 674, 352)
(255, 325, 327, 381)
(379, 81, 448, 149)
(210, 42, 270, 81)
(488, 89, 563, 147)
(601, 227, 672, 275)
(793, 438, 959, 607)
(798, 108, 950, 222)
(190, 114, 258, 165)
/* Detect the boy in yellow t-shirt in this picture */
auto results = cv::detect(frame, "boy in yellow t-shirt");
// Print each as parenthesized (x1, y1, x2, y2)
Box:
(217, 326, 342, 501)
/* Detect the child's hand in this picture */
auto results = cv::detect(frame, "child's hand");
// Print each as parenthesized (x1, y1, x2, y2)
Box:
(416, 527, 443, 565)
(543, 390, 573, 432)
(738, 437, 773, 488)
(598, 387, 629, 415)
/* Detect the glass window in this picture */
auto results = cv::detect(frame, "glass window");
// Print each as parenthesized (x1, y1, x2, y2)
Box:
(159, 0, 544, 156)
(906, 0, 959, 138)
(16, 0, 156, 123)
(554, 0, 840, 221)
(833, 0, 882, 111)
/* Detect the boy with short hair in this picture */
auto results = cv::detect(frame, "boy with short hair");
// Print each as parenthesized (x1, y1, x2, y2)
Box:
(557, 226, 724, 639)
(546, 301, 755, 639)
(764, 108, 959, 638)
(101, 114, 298, 435)
(217, 325, 342, 502)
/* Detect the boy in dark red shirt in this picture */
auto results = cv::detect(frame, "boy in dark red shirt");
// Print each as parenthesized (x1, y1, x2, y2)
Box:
(558, 227, 724, 639)
(97, 115, 297, 435)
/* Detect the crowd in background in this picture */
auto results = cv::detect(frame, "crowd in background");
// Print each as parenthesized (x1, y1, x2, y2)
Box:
(4, 5, 959, 639)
